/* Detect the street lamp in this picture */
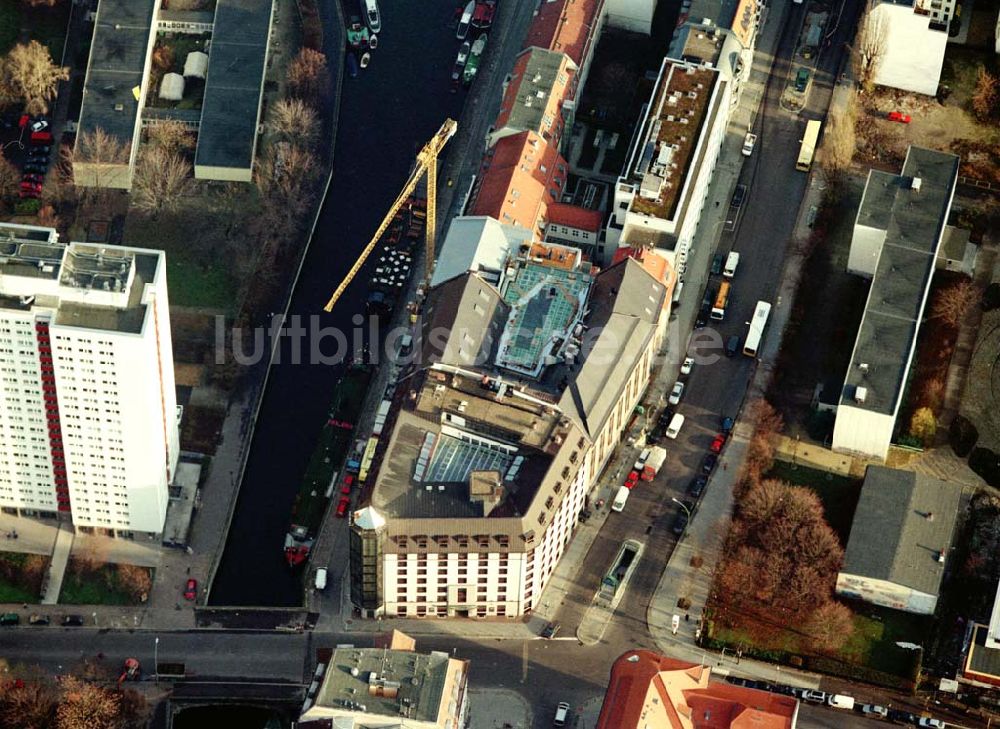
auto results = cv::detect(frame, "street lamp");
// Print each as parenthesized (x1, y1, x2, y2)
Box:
(671, 498, 692, 519)
(154, 637, 159, 684)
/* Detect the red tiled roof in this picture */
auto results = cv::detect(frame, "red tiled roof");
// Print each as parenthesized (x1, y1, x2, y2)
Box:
(596, 650, 797, 729)
(523, 0, 603, 70)
(611, 246, 672, 289)
(547, 202, 603, 232)
(470, 131, 567, 232)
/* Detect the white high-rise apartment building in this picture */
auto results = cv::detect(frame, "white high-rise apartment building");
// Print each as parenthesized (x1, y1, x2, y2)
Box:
(0, 224, 179, 538)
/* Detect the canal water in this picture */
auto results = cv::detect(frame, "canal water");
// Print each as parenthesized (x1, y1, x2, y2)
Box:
(209, 0, 466, 605)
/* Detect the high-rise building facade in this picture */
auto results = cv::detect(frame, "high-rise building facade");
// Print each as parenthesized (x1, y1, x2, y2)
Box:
(0, 224, 179, 538)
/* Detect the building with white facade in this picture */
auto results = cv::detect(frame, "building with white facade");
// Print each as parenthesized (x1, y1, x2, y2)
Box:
(870, 0, 949, 96)
(603, 57, 731, 264)
(0, 224, 179, 538)
(833, 147, 959, 461)
(836, 466, 960, 615)
(299, 631, 469, 728)
(348, 240, 671, 618)
(605, 0, 658, 34)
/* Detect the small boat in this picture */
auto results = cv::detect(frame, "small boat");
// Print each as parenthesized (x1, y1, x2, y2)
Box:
(456, 41, 471, 67)
(463, 33, 487, 85)
(360, 51, 371, 69)
(364, 0, 381, 33)
(346, 15, 371, 49)
(346, 51, 359, 78)
(470, 0, 496, 30)
(369, 33, 378, 50)
(284, 525, 315, 568)
(456, 0, 474, 40)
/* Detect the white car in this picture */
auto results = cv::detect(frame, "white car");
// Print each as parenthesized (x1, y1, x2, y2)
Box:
(680, 357, 694, 375)
(918, 719, 945, 728)
(859, 704, 888, 719)
(742, 131, 756, 156)
(30, 119, 49, 132)
(668, 381, 685, 405)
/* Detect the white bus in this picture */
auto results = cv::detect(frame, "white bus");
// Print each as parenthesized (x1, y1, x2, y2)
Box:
(743, 301, 772, 357)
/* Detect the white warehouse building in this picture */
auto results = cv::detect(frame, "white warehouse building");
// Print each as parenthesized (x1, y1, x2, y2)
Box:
(0, 224, 179, 538)
(833, 147, 959, 461)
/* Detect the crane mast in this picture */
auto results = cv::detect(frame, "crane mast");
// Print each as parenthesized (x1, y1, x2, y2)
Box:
(323, 119, 458, 313)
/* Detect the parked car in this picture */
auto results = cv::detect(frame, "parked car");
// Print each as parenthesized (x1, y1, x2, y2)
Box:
(671, 507, 690, 536)
(20, 181, 42, 193)
(28, 614, 50, 626)
(721, 416, 734, 434)
(887, 111, 912, 123)
(888, 710, 919, 725)
(624, 470, 639, 490)
(23, 163, 47, 174)
(794, 68, 810, 92)
(710, 433, 726, 454)
(799, 689, 828, 704)
(859, 704, 889, 719)
(0, 612, 20, 626)
(731, 184, 747, 208)
(710, 253, 724, 275)
(688, 475, 708, 498)
(917, 719, 945, 728)
(668, 381, 685, 405)
(680, 357, 694, 375)
(742, 132, 757, 156)
(336, 495, 351, 517)
(30, 118, 49, 132)
(61, 614, 84, 627)
(28, 145, 51, 156)
(553, 702, 571, 727)
(340, 483, 351, 495)
(30, 130, 53, 144)
(725, 335, 740, 358)
(695, 306, 710, 329)
(541, 621, 561, 639)
(22, 173, 43, 183)
(183, 578, 197, 600)
(700, 453, 718, 475)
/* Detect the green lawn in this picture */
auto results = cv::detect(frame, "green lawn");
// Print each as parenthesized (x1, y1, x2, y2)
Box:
(839, 603, 928, 679)
(167, 257, 236, 310)
(0, 551, 47, 603)
(58, 564, 151, 606)
(766, 460, 863, 544)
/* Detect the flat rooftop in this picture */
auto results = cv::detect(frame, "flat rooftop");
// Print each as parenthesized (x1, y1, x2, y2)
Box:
(498, 47, 572, 136)
(78, 0, 157, 148)
(841, 147, 959, 415)
(194, 0, 273, 172)
(314, 646, 451, 723)
(496, 250, 592, 378)
(674, 23, 726, 65)
(624, 61, 717, 223)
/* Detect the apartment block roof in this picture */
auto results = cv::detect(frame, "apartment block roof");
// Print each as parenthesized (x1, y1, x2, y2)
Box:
(492, 47, 576, 144)
(523, 0, 604, 70)
(611, 246, 673, 288)
(418, 272, 510, 369)
(547, 202, 604, 233)
(78, 0, 157, 150)
(471, 131, 568, 232)
(596, 650, 797, 729)
(841, 147, 959, 416)
(430, 216, 533, 288)
(194, 0, 274, 173)
(841, 466, 961, 596)
(622, 60, 720, 225)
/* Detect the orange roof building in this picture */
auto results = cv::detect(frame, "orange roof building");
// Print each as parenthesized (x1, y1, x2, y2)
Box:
(470, 131, 568, 235)
(596, 651, 799, 729)
(489, 47, 576, 149)
(543, 202, 605, 255)
(611, 246, 674, 299)
(522, 0, 606, 105)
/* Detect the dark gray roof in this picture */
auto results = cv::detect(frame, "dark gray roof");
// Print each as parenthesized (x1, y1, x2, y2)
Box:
(194, 0, 274, 172)
(841, 466, 961, 596)
(559, 258, 665, 437)
(841, 147, 959, 416)
(418, 272, 509, 368)
(78, 0, 157, 146)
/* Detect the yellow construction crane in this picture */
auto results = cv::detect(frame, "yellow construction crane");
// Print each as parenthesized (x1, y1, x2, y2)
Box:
(323, 118, 458, 313)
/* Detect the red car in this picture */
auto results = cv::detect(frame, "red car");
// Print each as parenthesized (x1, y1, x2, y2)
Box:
(710, 434, 726, 454)
(887, 111, 911, 124)
(336, 495, 351, 517)
(625, 471, 640, 489)
(183, 578, 197, 600)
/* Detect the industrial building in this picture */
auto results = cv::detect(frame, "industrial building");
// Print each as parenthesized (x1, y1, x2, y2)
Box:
(0, 223, 179, 538)
(348, 237, 673, 618)
(833, 147, 959, 461)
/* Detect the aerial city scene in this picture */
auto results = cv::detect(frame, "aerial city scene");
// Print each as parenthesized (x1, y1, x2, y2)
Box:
(2, 0, 1000, 726)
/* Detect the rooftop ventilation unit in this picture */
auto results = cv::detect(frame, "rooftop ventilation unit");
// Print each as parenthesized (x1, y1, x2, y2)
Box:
(855, 386, 868, 404)
(911, 177, 922, 192)
(858, 362, 869, 373)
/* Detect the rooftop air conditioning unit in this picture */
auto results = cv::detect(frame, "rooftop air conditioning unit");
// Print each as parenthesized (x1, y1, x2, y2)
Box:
(911, 177, 922, 192)
(859, 362, 869, 373)
(855, 386, 868, 404)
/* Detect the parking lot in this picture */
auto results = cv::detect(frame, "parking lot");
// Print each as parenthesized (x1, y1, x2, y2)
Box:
(2, 112, 56, 208)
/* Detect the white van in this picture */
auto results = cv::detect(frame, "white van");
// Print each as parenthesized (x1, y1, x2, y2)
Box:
(553, 702, 571, 726)
(723, 251, 740, 278)
(611, 485, 630, 512)
(672, 280, 684, 304)
(314, 567, 328, 591)
(633, 448, 651, 472)
(827, 694, 855, 710)
(665, 413, 685, 439)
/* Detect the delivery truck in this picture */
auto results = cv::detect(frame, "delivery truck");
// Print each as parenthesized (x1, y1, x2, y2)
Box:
(641, 446, 667, 481)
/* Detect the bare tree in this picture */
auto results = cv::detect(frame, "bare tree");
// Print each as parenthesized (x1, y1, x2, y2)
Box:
(821, 89, 858, 174)
(131, 146, 192, 217)
(0, 150, 20, 200)
(76, 127, 131, 166)
(0, 40, 70, 115)
(255, 142, 318, 228)
(0, 680, 57, 729)
(146, 120, 195, 155)
(972, 66, 999, 123)
(287, 48, 330, 102)
(803, 601, 854, 652)
(852, 2, 888, 93)
(55, 677, 121, 729)
(115, 563, 152, 601)
(68, 128, 132, 204)
(933, 280, 981, 327)
(268, 98, 319, 148)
